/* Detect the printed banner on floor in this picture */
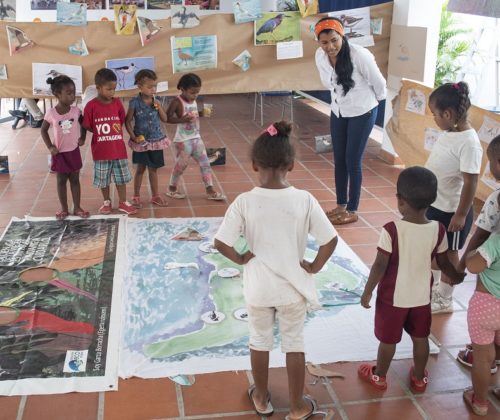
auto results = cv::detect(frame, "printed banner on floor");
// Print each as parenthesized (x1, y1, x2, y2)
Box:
(0, 216, 125, 395)
(120, 218, 438, 379)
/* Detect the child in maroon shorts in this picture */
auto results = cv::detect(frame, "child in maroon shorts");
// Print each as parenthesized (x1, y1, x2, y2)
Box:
(359, 167, 464, 392)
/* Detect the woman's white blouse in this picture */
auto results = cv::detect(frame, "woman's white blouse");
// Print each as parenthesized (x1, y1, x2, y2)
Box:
(315, 43, 387, 118)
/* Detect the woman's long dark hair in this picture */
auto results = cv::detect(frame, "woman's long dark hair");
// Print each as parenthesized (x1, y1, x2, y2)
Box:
(316, 17, 355, 96)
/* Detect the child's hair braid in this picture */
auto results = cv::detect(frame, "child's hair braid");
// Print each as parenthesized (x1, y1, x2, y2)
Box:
(251, 121, 295, 169)
(429, 81, 471, 124)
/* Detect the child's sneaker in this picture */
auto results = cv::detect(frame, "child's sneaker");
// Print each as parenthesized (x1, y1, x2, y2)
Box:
(457, 347, 499, 374)
(118, 201, 138, 215)
(409, 367, 428, 393)
(99, 200, 112, 215)
(431, 293, 453, 313)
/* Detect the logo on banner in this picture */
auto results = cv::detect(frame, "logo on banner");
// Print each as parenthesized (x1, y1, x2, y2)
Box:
(63, 350, 88, 373)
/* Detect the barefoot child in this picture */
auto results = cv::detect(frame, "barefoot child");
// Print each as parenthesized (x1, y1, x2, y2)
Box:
(166, 73, 224, 201)
(359, 167, 464, 392)
(214, 122, 337, 419)
(425, 82, 483, 313)
(463, 230, 500, 416)
(41, 75, 89, 220)
(125, 69, 171, 208)
(83, 68, 137, 215)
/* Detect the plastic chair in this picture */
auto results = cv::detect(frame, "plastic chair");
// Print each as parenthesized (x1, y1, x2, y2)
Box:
(253, 91, 294, 126)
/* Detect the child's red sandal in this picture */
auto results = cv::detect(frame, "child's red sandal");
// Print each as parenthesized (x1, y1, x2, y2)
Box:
(463, 389, 488, 416)
(358, 364, 387, 390)
(409, 367, 428, 393)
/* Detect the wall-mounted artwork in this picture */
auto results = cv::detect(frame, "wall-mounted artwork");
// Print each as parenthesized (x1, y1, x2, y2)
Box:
(32, 63, 83, 96)
(388, 24, 427, 81)
(254, 11, 300, 46)
(105, 56, 155, 91)
(0, 0, 16, 20)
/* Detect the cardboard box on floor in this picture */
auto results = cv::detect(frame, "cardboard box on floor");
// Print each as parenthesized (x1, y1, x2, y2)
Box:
(0, 3, 393, 98)
(387, 79, 500, 202)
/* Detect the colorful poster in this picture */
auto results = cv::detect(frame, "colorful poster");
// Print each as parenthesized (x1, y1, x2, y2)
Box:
(68, 38, 89, 56)
(184, 0, 219, 10)
(147, 0, 181, 9)
(0, 217, 124, 395)
(0, 0, 16, 20)
(71, 0, 104, 10)
(405, 89, 426, 115)
(109, 0, 144, 9)
(328, 7, 374, 47)
(478, 115, 500, 145)
(171, 5, 200, 29)
(32, 63, 83, 96)
(57, 2, 87, 26)
(137, 16, 162, 46)
(105, 57, 155, 91)
(447, 0, 500, 19)
(114, 4, 137, 35)
(120, 218, 438, 378)
(233, 0, 262, 24)
(171, 35, 217, 74)
(296, 0, 317, 18)
(6, 25, 34, 56)
(254, 11, 301, 46)
(276, 0, 298, 12)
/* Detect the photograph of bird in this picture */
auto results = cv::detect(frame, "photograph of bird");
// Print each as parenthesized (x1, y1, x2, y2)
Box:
(0, 0, 15, 20)
(172, 6, 200, 28)
(110, 63, 136, 89)
(256, 13, 289, 41)
(339, 14, 364, 37)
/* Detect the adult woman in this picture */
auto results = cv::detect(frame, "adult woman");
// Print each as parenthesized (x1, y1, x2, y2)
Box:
(315, 17, 386, 224)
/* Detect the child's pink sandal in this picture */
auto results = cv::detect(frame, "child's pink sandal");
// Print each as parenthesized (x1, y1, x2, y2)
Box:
(358, 364, 387, 390)
(56, 211, 69, 220)
(151, 195, 168, 207)
(74, 209, 90, 218)
(463, 388, 488, 416)
(409, 367, 428, 393)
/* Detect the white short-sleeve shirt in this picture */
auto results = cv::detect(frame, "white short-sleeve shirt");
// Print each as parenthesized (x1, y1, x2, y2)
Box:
(476, 189, 500, 234)
(425, 129, 483, 212)
(215, 187, 337, 309)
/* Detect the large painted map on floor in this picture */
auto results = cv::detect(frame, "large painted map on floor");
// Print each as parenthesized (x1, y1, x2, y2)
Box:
(0, 217, 125, 395)
(121, 218, 438, 378)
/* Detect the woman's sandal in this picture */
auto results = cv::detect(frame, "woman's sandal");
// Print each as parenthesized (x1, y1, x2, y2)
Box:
(207, 191, 225, 201)
(166, 190, 186, 199)
(330, 211, 358, 225)
(131, 196, 143, 209)
(409, 367, 428, 393)
(56, 211, 69, 221)
(284, 395, 333, 420)
(326, 206, 347, 220)
(358, 364, 388, 390)
(151, 195, 168, 207)
(247, 384, 273, 416)
(463, 388, 488, 416)
(74, 209, 90, 219)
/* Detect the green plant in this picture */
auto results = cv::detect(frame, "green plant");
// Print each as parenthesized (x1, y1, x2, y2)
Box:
(435, 1, 472, 87)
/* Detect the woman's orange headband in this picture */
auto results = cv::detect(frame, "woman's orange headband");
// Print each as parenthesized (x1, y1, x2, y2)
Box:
(314, 19, 345, 38)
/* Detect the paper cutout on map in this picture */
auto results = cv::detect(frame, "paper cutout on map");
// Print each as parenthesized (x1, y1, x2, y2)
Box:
(68, 38, 89, 56)
(424, 127, 440, 151)
(105, 56, 155, 91)
(217, 267, 240, 278)
(32, 63, 83, 96)
(137, 16, 162, 46)
(255, 11, 301, 46)
(297, 0, 317, 17)
(0, 64, 7, 80)
(405, 89, 426, 115)
(232, 49, 251, 71)
(478, 115, 500, 145)
(199, 241, 219, 253)
(171, 35, 218, 74)
(233, 0, 261, 24)
(6, 25, 33, 56)
(481, 165, 500, 191)
(328, 7, 374, 47)
(57, 2, 87, 26)
(171, 227, 204, 241)
(114, 4, 137, 35)
(171, 5, 200, 28)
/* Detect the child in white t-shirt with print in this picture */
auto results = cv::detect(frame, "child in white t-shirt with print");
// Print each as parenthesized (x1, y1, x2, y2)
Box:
(425, 81, 483, 313)
(214, 121, 337, 420)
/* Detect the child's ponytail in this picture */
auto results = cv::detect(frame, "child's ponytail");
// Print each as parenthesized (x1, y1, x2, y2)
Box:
(251, 120, 295, 170)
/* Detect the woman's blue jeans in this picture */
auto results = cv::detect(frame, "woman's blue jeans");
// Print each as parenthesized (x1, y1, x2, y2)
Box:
(330, 106, 378, 212)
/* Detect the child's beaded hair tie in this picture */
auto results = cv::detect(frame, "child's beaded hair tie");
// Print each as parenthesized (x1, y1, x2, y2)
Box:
(264, 124, 278, 136)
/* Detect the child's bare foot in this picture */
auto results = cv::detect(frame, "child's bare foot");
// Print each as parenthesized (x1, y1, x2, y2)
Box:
(74, 208, 90, 218)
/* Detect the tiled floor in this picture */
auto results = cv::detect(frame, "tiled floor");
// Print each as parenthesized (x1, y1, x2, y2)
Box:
(0, 94, 499, 419)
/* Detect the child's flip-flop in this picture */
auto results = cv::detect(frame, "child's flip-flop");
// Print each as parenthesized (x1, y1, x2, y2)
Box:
(285, 395, 333, 420)
(74, 209, 90, 218)
(151, 195, 168, 207)
(166, 190, 186, 199)
(207, 192, 225, 201)
(247, 384, 273, 416)
(56, 211, 69, 220)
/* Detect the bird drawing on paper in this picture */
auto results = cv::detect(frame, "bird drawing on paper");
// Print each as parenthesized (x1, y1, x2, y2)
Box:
(177, 49, 198, 66)
(12, 27, 33, 50)
(339, 14, 363, 36)
(110, 63, 136, 89)
(234, 1, 257, 20)
(65, 4, 85, 22)
(172, 6, 200, 28)
(143, 17, 161, 39)
(256, 13, 289, 41)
